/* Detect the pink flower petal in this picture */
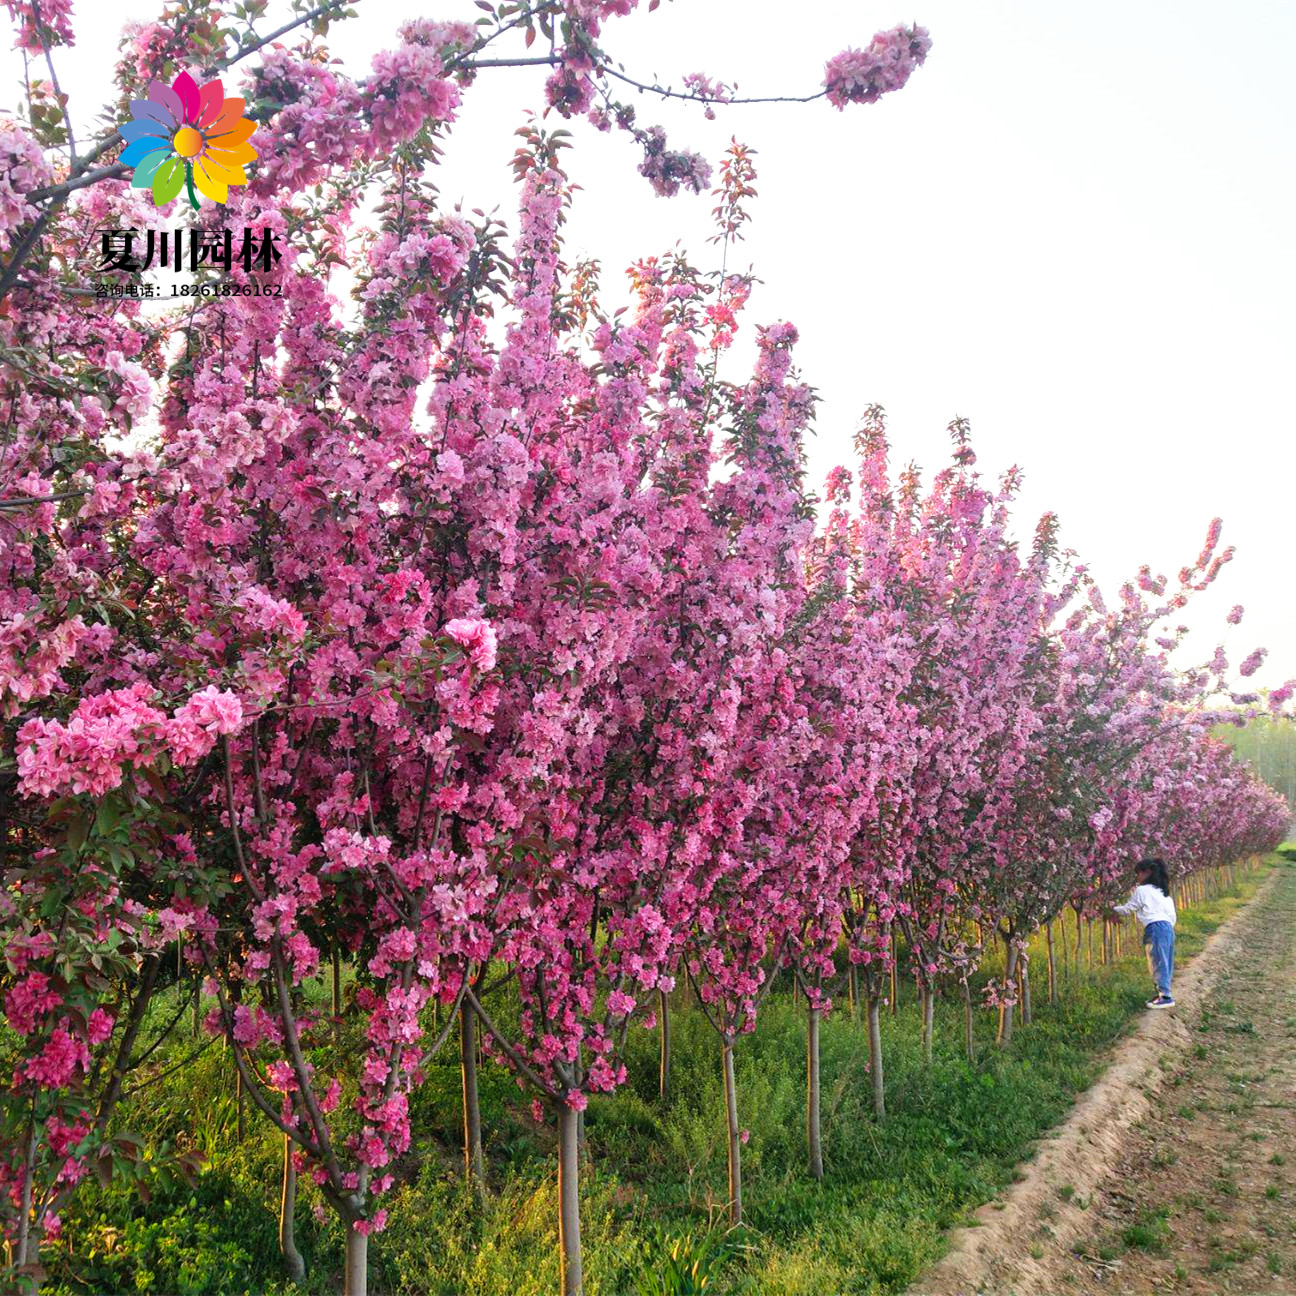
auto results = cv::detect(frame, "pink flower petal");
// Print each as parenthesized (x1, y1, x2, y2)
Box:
(173, 71, 200, 123)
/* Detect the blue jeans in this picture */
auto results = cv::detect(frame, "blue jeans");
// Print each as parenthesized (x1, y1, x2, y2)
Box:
(1144, 920, 1175, 997)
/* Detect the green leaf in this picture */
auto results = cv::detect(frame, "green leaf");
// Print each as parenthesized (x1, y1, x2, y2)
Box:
(152, 156, 185, 205)
(67, 812, 91, 853)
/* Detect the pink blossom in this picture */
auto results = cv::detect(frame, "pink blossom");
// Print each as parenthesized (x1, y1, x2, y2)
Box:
(25, 1029, 90, 1088)
(5, 972, 62, 1034)
(1239, 648, 1266, 678)
(444, 617, 498, 671)
(86, 1009, 115, 1045)
(824, 25, 932, 110)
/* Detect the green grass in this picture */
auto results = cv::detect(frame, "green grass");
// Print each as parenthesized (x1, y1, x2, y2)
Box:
(39, 861, 1279, 1296)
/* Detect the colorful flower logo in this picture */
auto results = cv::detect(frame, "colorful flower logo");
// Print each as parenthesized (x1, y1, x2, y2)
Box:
(119, 74, 257, 209)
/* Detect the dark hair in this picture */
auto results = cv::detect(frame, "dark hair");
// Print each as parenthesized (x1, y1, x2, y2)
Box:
(1137, 857, 1171, 897)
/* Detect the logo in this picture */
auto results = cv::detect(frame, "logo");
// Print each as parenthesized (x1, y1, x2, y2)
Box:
(119, 74, 257, 210)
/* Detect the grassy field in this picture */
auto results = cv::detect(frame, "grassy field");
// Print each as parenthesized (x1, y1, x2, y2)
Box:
(39, 864, 1272, 1296)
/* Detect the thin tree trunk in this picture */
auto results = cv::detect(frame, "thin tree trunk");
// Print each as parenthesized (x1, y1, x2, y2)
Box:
(14, 1124, 36, 1271)
(460, 1001, 485, 1189)
(658, 987, 671, 1104)
(722, 1038, 743, 1225)
(867, 995, 886, 1120)
(920, 985, 935, 1064)
(806, 1003, 823, 1180)
(960, 978, 975, 1063)
(1087, 918, 1094, 968)
(1020, 956, 1032, 1026)
(279, 1132, 305, 1281)
(332, 948, 342, 1044)
(557, 1103, 583, 1296)
(889, 934, 899, 1014)
(344, 1220, 368, 1296)
(997, 943, 1020, 1045)
(1046, 922, 1057, 1004)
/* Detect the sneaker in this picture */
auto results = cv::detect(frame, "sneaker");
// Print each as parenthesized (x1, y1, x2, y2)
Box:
(1147, 996, 1175, 1009)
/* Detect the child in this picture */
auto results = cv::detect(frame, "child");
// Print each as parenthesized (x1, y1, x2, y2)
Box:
(1112, 857, 1177, 1008)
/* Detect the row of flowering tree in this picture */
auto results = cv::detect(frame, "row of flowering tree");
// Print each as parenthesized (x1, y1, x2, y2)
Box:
(2, 1, 1291, 1293)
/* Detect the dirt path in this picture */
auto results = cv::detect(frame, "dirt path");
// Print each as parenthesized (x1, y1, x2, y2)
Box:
(913, 863, 1296, 1296)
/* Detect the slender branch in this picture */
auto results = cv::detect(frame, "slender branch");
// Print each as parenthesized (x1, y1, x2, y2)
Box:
(30, 0, 76, 166)
(203, 0, 357, 75)
(119, 1034, 218, 1100)
(464, 985, 558, 1098)
(601, 64, 827, 108)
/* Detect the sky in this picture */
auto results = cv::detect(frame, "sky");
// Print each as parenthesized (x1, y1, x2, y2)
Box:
(7, 0, 1294, 685)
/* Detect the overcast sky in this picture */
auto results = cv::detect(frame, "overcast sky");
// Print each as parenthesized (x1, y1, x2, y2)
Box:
(8, 1, 1293, 686)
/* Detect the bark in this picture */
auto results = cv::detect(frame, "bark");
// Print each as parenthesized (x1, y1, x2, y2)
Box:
(344, 1221, 368, 1296)
(960, 978, 975, 1064)
(279, 1131, 305, 1281)
(997, 943, 1021, 1045)
(332, 948, 342, 1044)
(557, 1104, 583, 1296)
(721, 1038, 743, 1225)
(1020, 955, 1032, 1026)
(867, 995, 886, 1120)
(658, 987, 671, 1105)
(460, 1000, 485, 1189)
(806, 1004, 823, 1180)
(920, 986, 935, 1065)
(1046, 922, 1057, 1004)
(15, 1123, 36, 1271)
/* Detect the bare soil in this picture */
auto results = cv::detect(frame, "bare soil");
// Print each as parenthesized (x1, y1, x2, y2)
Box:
(912, 864, 1296, 1296)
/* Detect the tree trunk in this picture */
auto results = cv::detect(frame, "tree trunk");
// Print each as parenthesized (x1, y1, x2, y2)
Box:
(14, 1125, 35, 1273)
(1086, 918, 1094, 969)
(279, 1132, 305, 1281)
(806, 1004, 823, 1180)
(960, 978, 974, 1064)
(867, 995, 886, 1120)
(889, 934, 899, 1014)
(997, 943, 1020, 1045)
(1020, 955, 1032, 1026)
(460, 1001, 485, 1189)
(920, 985, 935, 1064)
(1046, 922, 1057, 1004)
(721, 1038, 743, 1225)
(344, 1221, 368, 1296)
(332, 948, 342, 1044)
(658, 987, 671, 1104)
(557, 1104, 583, 1296)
